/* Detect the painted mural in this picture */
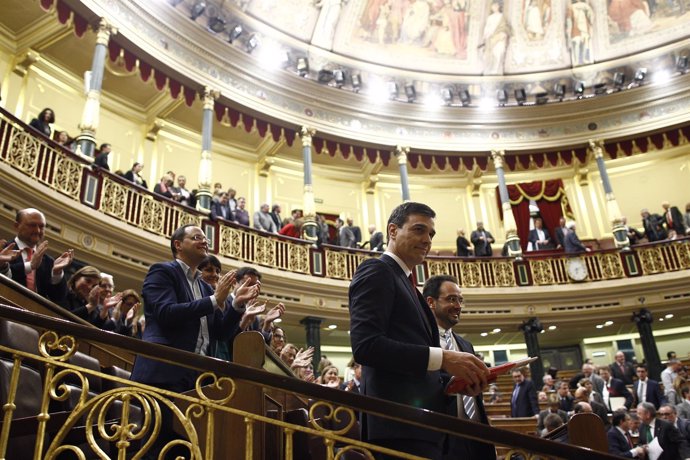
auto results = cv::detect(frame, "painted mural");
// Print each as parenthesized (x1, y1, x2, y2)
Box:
(238, 0, 690, 74)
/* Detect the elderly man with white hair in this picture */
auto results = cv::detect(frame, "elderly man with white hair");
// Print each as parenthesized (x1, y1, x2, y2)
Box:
(563, 221, 590, 254)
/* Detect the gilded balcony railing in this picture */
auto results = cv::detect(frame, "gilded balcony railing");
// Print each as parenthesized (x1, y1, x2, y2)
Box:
(1, 106, 690, 288)
(0, 304, 619, 460)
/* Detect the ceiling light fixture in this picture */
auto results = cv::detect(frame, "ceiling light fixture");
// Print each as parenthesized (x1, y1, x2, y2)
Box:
(441, 86, 453, 105)
(459, 89, 471, 106)
(296, 57, 309, 76)
(554, 83, 566, 101)
(351, 74, 362, 93)
(535, 91, 549, 105)
(246, 34, 259, 53)
(496, 89, 508, 106)
(190, 1, 206, 20)
(404, 84, 416, 103)
(515, 88, 526, 105)
(574, 81, 585, 98)
(228, 24, 243, 43)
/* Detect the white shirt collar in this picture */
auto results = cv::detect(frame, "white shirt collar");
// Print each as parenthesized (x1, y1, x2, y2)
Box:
(176, 259, 200, 283)
(384, 250, 412, 276)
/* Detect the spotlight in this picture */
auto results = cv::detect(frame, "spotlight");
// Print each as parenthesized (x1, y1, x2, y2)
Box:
(190, 1, 206, 20)
(535, 91, 548, 105)
(677, 55, 689, 73)
(318, 69, 334, 83)
(496, 89, 508, 106)
(459, 89, 471, 106)
(593, 82, 607, 94)
(404, 84, 416, 103)
(208, 16, 226, 33)
(441, 86, 453, 105)
(554, 83, 566, 100)
(387, 81, 399, 100)
(333, 69, 346, 88)
(634, 68, 647, 83)
(514, 88, 526, 105)
(228, 24, 243, 43)
(351, 74, 362, 92)
(296, 57, 309, 76)
(613, 72, 626, 89)
(574, 81, 585, 97)
(246, 34, 259, 53)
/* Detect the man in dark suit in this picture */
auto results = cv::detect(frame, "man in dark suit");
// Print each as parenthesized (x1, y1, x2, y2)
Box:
(210, 192, 233, 221)
(659, 404, 690, 441)
(1, 208, 73, 303)
(347, 218, 362, 246)
(349, 202, 489, 460)
(470, 221, 494, 257)
(131, 224, 259, 392)
(269, 204, 282, 232)
(634, 364, 666, 409)
(527, 218, 554, 251)
(94, 143, 111, 170)
(641, 208, 667, 242)
(423, 274, 496, 460)
(510, 368, 539, 417)
(600, 367, 634, 410)
(537, 393, 568, 435)
(564, 221, 590, 253)
(610, 351, 636, 385)
(555, 217, 568, 250)
(678, 387, 690, 420)
(608, 410, 646, 458)
(344, 362, 362, 394)
(367, 225, 384, 252)
(662, 201, 686, 237)
(556, 380, 575, 412)
(637, 402, 690, 460)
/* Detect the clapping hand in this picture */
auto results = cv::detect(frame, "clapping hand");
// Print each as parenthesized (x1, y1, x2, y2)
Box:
(0, 241, 20, 267)
(214, 270, 237, 309)
(233, 277, 260, 309)
(239, 299, 266, 330)
(52, 249, 74, 274)
(263, 302, 285, 328)
(30, 241, 49, 271)
(100, 293, 123, 319)
(292, 346, 315, 368)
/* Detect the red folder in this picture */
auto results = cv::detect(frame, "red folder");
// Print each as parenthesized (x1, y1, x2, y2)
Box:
(445, 357, 538, 395)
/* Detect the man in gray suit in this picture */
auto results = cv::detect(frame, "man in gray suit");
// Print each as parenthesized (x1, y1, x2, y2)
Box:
(253, 203, 278, 233)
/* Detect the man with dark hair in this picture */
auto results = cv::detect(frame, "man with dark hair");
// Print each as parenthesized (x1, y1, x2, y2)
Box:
(423, 274, 496, 459)
(211, 192, 233, 221)
(600, 366, 633, 410)
(658, 404, 690, 441)
(94, 143, 112, 170)
(349, 202, 488, 459)
(556, 380, 575, 412)
(510, 367, 540, 417)
(346, 217, 362, 245)
(528, 218, 554, 251)
(678, 386, 690, 420)
(634, 364, 666, 409)
(1, 208, 73, 303)
(637, 402, 690, 460)
(573, 386, 610, 430)
(608, 410, 646, 458)
(269, 204, 282, 232)
(470, 221, 494, 257)
(336, 218, 356, 248)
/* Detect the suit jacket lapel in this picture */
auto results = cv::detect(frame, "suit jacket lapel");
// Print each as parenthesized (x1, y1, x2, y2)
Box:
(173, 262, 195, 302)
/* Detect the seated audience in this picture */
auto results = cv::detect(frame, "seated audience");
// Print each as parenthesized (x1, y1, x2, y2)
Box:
(542, 413, 565, 437)
(607, 410, 646, 458)
(254, 203, 277, 233)
(344, 361, 362, 393)
(58, 266, 117, 328)
(29, 107, 55, 137)
(279, 218, 303, 239)
(1, 208, 73, 303)
(211, 192, 233, 221)
(233, 197, 250, 226)
(94, 143, 112, 170)
(542, 373, 556, 392)
(124, 162, 148, 189)
(318, 365, 342, 389)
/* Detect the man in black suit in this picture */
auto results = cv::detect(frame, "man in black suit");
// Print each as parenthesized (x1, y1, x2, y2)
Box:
(344, 362, 362, 394)
(556, 380, 575, 412)
(347, 218, 362, 246)
(600, 367, 634, 410)
(269, 204, 282, 231)
(608, 410, 646, 458)
(659, 404, 690, 441)
(94, 143, 111, 170)
(1, 208, 73, 303)
(510, 368, 539, 417)
(634, 364, 666, 409)
(349, 202, 489, 460)
(662, 201, 686, 237)
(610, 351, 636, 385)
(641, 208, 667, 242)
(555, 217, 568, 250)
(211, 192, 233, 221)
(564, 221, 590, 253)
(527, 218, 554, 251)
(367, 225, 384, 252)
(537, 393, 568, 435)
(637, 402, 690, 460)
(423, 275, 496, 460)
(470, 221, 494, 257)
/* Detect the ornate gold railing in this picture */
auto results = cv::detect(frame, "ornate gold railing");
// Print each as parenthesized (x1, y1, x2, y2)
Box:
(0, 305, 619, 460)
(1, 106, 690, 288)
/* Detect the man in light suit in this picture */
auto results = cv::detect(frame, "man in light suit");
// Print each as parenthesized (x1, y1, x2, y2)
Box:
(1, 208, 73, 303)
(637, 402, 690, 460)
(349, 202, 489, 460)
(633, 364, 666, 409)
(424, 275, 496, 460)
(510, 367, 540, 417)
(607, 410, 646, 458)
(253, 203, 278, 233)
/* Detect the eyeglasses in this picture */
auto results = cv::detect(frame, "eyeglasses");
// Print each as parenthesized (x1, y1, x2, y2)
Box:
(658, 412, 673, 417)
(187, 234, 209, 242)
(437, 296, 464, 305)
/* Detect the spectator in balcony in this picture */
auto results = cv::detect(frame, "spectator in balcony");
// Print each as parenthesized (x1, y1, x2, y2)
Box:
(622, 216, 643, 245)
(316, 214, 331, 245)
(608, 410, 647, 458)
(1, 208, 73, 303)
(29, 108, 55, 137)
(170, 175, 192, 207)
(270, 326, 286, 354)
(153, 173, 175, 199)
(94, 143, 112, 170)
(233, 197, 250, 226)
(610, 351, 636, 385)
(684, 203, 690, 235)
(528, 218, 554, 251)
(279, 218, 303, 239)
(511, 367, 540, 417)
(253, 203, 277, 233)
(318, 365, 343, 388)
(641, 208, 667, 242)
(344, 361, 362, 393)
(55, 130, 74, 152)
(212, 182, 223, 203)
(59, 265, 118, 328)
(226, 188, 238, 213)
(367, 225, 384, 252)
(289, 209, 303, 224)
(211, 192, 233, 221)
(662, 201, 686, 239)
(455, 228, 471, 257)
(109, 289, 141, 337)
(555, 216, 568, 250)
(335, 218, 356, 248)
(564, 221, 590, 253)
(269, 204, 282, 232)
(124, 162, 148, 189)
(346, 218, 362, 246)
(471, 221, 494, 257)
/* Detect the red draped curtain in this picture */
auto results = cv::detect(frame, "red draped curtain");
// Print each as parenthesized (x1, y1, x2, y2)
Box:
(497, 180, 572, 249)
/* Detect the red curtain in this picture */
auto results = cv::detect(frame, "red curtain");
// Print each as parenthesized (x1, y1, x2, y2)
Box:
(498, 180, 569, 249)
